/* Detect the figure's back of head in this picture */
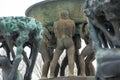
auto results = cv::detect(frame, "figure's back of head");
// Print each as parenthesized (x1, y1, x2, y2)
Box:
(60, 10, 69, 19)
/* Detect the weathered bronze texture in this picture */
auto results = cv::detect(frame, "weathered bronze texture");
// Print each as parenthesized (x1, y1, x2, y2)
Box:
(0, 16, 43, 80)
(25, 0, 86, 26)
(84, 0, 120, 79)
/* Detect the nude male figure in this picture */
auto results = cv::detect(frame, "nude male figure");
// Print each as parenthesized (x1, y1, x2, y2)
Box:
(50, 10, 75, 78)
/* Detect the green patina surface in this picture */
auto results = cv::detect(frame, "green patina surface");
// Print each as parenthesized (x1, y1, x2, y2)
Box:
(0, 17, 43, 37)
(0, 16, 43, 80)
(25, 0, 86, 26)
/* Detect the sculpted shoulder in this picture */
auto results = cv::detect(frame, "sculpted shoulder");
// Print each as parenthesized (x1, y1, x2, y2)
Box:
(55, 19, 75, 26)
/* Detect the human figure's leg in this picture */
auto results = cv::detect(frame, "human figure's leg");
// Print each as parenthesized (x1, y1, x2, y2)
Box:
(67, 45, 75, 76)
(55, 63, 60, 77)
(8, 36, 25, 80)
(48, 47, 60, 77)
(75, 49, 80, 75)
(60, 54, 68, 76)
(40, 47, 51, 78)
(50, 47, 63, 78)
(73, 35, 81, 75)
(79, 44, 91, 76)
(24, 38, 40, 80)
(85, 52, 95, 76)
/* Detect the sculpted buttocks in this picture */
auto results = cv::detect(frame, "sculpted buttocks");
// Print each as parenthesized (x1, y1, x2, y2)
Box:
(60, 21, 82, 76)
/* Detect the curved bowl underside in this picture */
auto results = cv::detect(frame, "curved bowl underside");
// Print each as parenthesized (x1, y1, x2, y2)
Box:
(25, 0, 86, 26)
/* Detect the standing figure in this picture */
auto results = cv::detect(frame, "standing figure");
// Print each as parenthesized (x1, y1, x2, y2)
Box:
(40, 26, 59, 79)
(50, 10, 75, 78)
(60, 21, 83, 76)
(79, 23, 95, 76)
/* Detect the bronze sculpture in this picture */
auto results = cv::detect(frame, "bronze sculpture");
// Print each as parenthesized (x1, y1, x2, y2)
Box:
(0, 55, 23, 80)
(79, 42, 95, 76)
(26, 0, 102, 79)
(79, 23, 95, 76)
(40, 26, 59, 79)
(50, 10, 75, 78)
(0, 31, 30, 67)
(60, 21, 82, 76)
(84, 0, 120, 79)
(25, 0, 90, 78)
(0, 17, 43, 80)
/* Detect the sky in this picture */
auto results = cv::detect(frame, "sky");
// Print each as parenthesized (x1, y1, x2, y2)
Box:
(0, 0, 44, 17)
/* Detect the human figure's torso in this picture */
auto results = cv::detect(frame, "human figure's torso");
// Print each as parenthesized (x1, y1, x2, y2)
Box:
(54, 19, 75, 49)
(54, 19, 75, 39)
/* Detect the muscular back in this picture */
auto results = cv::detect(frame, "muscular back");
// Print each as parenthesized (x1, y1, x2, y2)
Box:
(54, 19, 75, 39)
